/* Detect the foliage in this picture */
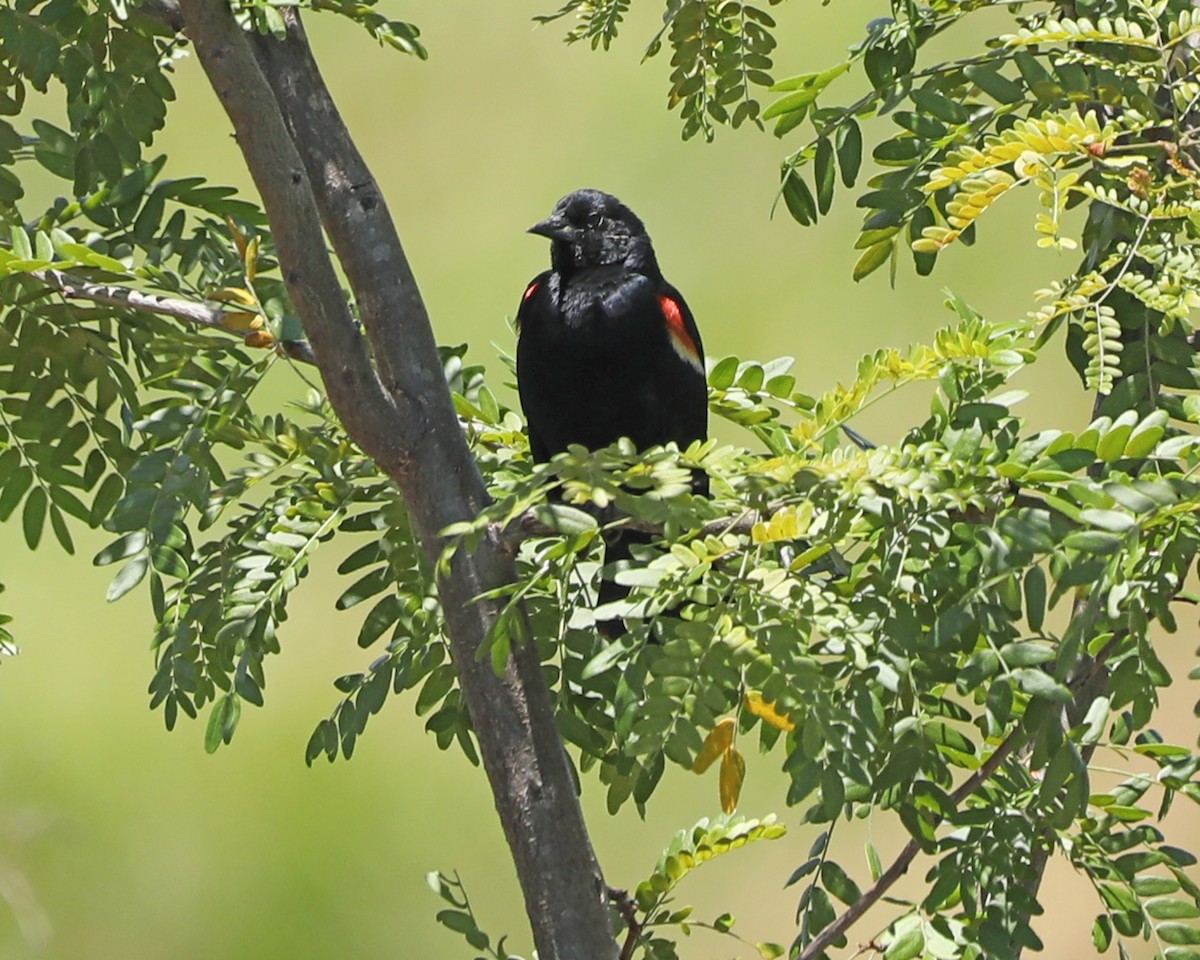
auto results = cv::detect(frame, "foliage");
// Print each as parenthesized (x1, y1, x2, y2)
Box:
(628, 815, 789, 960)
(1, 2, 1200, 960)
(539, 0, 783, 140)
(430, 816, 788, 960)
(548, 0, 1200, 402)
(428, 870, 526, 960)
(757, 0, 1200, 407)
(0, 581, 13, 660)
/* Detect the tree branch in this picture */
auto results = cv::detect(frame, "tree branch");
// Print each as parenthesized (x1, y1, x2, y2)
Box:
(175, 0, 400, 465)
(797, 726, 1029, 960)
(800, 625, 1122, 960)
(29, 268, 316, 363)
(246, 12, 442, 438)
(173, 5, 615, 958)
(490, 490, 1049, 548)
(608, 886, 643, 960)
(33, 268, 228, 328)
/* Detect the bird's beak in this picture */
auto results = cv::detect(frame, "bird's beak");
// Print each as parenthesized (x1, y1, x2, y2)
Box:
(527, 214, 575, 243)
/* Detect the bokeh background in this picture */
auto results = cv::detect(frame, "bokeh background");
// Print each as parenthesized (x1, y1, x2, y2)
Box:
(2, 3, 1197, 958)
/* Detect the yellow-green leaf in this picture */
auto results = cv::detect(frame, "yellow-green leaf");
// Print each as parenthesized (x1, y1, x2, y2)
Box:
(744, 691, 795, 731)
(693, 717, 735, 773)
(720, 746, 746, 813)
(220, 310, 264, 332)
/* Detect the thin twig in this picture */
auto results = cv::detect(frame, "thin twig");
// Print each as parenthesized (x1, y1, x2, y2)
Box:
(31, 268, 316, 364)
(33, 268, 227, 328)
(489, 489, 1042, 549)
(796, 726, 1029, 960)
(608, 887, 642, 960)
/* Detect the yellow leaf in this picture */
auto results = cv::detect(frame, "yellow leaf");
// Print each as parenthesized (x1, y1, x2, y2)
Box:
(744, 691, 795, 732)
(692, 717, 735, 773)
(224, 216, 248, 259)
(719, 747, 745, 814)
(219, 311, 264, 332)
(245, 235, 260, 281)
(244, 330, 276, 349)
(209, 286, 257, 307)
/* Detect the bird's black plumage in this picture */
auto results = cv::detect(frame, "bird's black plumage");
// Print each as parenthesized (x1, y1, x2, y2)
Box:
(516, 189, 707, 463)
(515, 189, 708, 634)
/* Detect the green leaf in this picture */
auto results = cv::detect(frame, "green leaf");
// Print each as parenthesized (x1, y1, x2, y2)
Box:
(866, 842, 882, 881)
(21, 486, 46, 550)
(530, 503, 599, 535)
(1063, 530, 1122, 554)
(357, 594, 402, 648)
(9, 225, 32, 260)
(853, 239, 893, 281)
(436, 909, 477, 935)
(911, 88, 969, 123)
(1147, 898, 1200, 920)
(150, 545, 189, 578)
(582, 639, 633, 679)
(106, 555, 148, 602)
(821, 860, 862, 904)
(48, 505, 74, 554)
(765, 63, 849, 119)
(204, 693, 240, 754)
(965, 64, 1025, 103)
(1024, 566, 1046, 632)
(709, 356, 740, 389)
(815, 137, 836, 215)
(836, 120, 862, 187)
(1158, 924, 1200, 946)
(885, 927, 925, 960)
(1000, 641, 1055, 667)
(1134, 876, 1181, 896)
(1013, 668, 1072, 703)
(90, 473, 126, 526)
(782, 168, 816, 225)
(94, 532, 147, 566)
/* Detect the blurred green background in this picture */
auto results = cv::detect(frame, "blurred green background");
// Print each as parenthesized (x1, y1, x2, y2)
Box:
(2, 3, 1197, 958)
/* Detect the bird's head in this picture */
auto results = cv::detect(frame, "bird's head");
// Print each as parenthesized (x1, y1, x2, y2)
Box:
(528, 189, 659, 276)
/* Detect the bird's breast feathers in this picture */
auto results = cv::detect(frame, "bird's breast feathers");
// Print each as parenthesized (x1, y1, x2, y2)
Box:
(519, 268, 702, 374)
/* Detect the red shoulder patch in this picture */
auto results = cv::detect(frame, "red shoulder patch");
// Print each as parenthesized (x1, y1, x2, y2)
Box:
(659, 294, 702, 371)
(523, 280, 540, 301)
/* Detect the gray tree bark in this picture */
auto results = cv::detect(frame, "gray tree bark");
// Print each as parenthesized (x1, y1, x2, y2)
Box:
(171, 3, 617, 957)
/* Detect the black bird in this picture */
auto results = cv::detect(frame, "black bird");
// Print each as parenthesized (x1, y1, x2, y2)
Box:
(516, 189, 707, 464)
(515, 189, 708, 632)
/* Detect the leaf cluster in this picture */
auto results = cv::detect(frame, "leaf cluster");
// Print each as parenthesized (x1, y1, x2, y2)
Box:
(2, 4, 1200, 960)
(540, 1, 783, 140)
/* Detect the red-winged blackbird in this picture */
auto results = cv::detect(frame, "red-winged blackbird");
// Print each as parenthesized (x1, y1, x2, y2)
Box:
(517, 189, 707, 464)
(515, 189, 708, 632)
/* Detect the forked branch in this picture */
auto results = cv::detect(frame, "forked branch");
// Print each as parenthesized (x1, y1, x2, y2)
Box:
(797, 726, 1028, 960)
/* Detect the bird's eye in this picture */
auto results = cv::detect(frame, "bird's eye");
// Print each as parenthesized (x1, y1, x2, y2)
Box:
(586, 212, 604, 229)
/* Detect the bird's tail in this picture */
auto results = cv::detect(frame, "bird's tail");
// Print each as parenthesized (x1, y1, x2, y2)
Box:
(594, 469, 707, 638)
(595, 527, 645, 639)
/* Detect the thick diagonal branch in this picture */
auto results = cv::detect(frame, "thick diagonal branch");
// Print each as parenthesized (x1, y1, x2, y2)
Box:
(173, 5, 614, 958)
(174, 0, 398, 466)
(246, 15, 438, 425)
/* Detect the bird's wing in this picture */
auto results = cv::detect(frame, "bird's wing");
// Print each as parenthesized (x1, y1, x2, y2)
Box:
(654, 282, 708, 445)
(657, 282, 704, 375)
(515, 270, 556, 461)
(514, 269, 553, 333)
